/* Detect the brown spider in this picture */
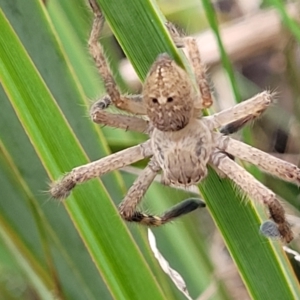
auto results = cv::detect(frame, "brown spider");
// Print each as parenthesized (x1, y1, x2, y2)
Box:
(50, 0, 300, 243)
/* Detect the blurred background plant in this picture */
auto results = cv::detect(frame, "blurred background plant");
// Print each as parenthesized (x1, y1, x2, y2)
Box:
(1, 0, 300, 299)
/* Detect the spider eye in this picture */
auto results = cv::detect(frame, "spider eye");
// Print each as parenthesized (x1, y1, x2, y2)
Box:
(152, 98, 158, 103)
(167, 97, 173, 102)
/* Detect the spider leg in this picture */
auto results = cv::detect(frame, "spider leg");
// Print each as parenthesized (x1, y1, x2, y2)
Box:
(211, 151, 293, 243)
(166, 22, 212, 109)
(216, 134, 300, 185)
(204, 91, 272, 132)
(50, 140, 152, 200)
(88, 0, 146, 115)
(90, 100, 149, 133)
(119, 159, 205, 225)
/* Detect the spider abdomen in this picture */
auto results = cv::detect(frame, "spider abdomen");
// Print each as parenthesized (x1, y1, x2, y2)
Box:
(151, 119, 214, 186)
(161, 149, 208, 186)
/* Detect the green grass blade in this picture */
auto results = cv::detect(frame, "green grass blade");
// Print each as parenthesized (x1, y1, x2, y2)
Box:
(201, 0, 241, 102)
(0, 215, 54, 299)
(199, 1, 300, 298)
(95, 0, 300, 298)
(0, 5, 166, 300)
(267, 0, 300, 42)
(0, 138, 101, 299)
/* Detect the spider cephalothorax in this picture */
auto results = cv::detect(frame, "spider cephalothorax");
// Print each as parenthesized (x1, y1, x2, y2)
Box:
(50, 0, 300, 244)
(143, 54, 196, 131)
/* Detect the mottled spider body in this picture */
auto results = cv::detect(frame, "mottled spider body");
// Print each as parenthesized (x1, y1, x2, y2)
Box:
(50, 0, 300, 244)
(144, 54, 213, 186)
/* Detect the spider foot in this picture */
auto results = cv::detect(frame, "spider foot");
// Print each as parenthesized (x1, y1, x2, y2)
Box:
(90, 96, 112, 123)
(49, 173, 76, 200)
(220, 115, 254, 135)
(260, 220, 280, 239)
(90, 95, 111, 112)
(161, 198, 206, 221)
(119, 198, 205, 225)
(165, 21, 184, 48)
(260, 220, 293, 243)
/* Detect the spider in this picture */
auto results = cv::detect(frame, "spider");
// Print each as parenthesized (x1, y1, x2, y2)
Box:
(50, 0, 300, 244)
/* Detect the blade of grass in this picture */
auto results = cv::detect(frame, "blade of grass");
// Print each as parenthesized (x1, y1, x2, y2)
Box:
(96, 0, 300, 298)
(201, 0, 241, 102)
(0, 83, 112, 299)
(267, 0, 300, 42)
(0, 216, 54, 299)
(0, 7, 166, 300)
(0, 138, 100, 299)
(200, 1, 300, 298)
